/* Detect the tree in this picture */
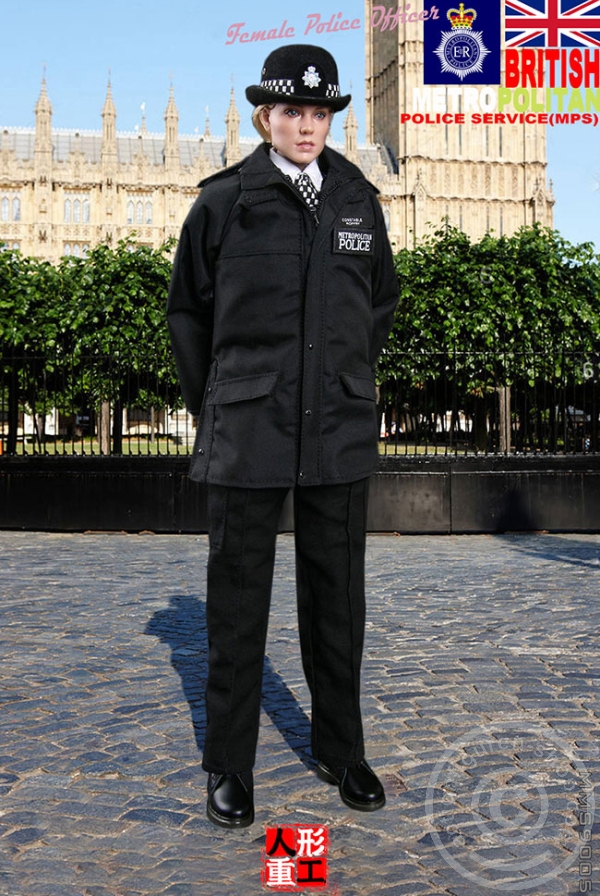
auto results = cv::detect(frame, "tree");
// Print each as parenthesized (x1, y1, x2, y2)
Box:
(0, 237, 178, 454)
(56, 236, 178, 453)
(377, 224, 600, 451)
(0, 248, 65, 451)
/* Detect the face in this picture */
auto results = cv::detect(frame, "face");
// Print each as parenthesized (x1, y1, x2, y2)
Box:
(260, 103, 333, 169)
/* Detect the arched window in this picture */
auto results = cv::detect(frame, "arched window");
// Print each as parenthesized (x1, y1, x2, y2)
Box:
(127, 201, 134, 225)
(136, 201, 143, 225)
(64, 243, 72, 256)
(145, 201, 152, 224)
(64, 199, 71, 223)
(1, 197, 9, 222)
(12, 197, 20, 221)
(73, 243, 81, 257)
(82, 244, 89, 257)
(83, 199, 90, 223)
(73, 199, 81, 224)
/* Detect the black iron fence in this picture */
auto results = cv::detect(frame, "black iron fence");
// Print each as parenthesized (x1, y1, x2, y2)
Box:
(1, 349, 599, 457)
(378, 348, 600, 456)
(0, 350, 193, 457)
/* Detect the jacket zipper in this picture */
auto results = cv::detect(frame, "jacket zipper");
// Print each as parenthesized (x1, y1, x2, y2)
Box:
(281, 175, 346, 229)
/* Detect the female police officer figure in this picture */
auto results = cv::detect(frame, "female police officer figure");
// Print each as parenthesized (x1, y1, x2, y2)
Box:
(167, 44, 399, 828)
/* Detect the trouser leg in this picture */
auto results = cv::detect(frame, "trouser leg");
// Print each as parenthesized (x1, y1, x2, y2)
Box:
(202, 484, 288, 774)
(294, 479, 369, 768)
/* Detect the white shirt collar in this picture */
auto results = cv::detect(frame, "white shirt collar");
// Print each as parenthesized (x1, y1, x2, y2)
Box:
(269, 148, 323, 191)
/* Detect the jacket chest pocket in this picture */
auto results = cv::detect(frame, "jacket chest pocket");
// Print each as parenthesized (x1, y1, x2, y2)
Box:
(220, 190, 299, 258)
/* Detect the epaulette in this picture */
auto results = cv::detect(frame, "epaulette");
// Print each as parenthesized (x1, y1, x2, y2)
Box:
(198, 161, 245, 189)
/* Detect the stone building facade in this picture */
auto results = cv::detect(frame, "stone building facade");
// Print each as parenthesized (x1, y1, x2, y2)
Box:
(0, 79, 394, 263)
(1, 11, 554, 261)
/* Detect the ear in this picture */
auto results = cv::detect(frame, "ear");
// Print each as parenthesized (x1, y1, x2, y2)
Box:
(259, 107, 272, 135)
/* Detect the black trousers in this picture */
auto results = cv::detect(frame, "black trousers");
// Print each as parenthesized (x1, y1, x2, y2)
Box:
(202, 479, 369, 775)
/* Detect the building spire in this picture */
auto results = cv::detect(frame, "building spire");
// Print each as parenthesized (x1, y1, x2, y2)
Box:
(164, 81, 179, 171)
(165, 81, 178, 121)
(101, 74, 117, 164)
(343, 99, 359, 163)
(102, 76, 116, 119)
(34, 70, 53, 202)
(35, 73, 52, 118)
(34, 71, 52, 149)
(224, 86, 240, 166)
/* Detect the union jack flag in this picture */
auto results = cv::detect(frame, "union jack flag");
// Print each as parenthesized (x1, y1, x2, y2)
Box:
(505, 0, 600, 49)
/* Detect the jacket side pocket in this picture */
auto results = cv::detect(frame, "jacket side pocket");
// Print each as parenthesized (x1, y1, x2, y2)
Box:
(207, 371, 279, 405)
(339, 372, 377, 402)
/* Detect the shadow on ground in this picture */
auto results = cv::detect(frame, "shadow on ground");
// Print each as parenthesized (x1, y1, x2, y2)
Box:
(145, 593, 313, 767)
(499, 532, 600, 570)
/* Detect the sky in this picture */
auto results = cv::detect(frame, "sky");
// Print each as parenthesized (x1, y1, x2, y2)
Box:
(2, 0, 599, 250)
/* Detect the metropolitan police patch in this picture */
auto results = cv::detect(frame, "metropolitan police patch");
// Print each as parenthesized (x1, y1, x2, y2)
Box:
(333, 227, 374, 255)
(424, 1, 501, 84)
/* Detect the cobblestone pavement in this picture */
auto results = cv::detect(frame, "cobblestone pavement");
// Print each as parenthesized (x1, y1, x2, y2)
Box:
(1, 530, 600, 896)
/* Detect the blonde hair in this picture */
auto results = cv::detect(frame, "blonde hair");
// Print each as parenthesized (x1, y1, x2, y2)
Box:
(252, 104, 276, 142)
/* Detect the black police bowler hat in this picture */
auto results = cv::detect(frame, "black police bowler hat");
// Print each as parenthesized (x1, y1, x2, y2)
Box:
(246, 44, 351, 112)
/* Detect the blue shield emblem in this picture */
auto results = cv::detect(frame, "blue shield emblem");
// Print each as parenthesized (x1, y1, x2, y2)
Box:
(424, 2, 502, 84)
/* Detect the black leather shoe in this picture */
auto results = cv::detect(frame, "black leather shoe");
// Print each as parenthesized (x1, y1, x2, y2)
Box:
(317, 760, 386, 812)
(206, 772, 254, 828)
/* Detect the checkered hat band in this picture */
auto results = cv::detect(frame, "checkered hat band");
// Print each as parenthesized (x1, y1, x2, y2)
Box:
(259, 78, 341, 98)
(260, 79, 295, 94)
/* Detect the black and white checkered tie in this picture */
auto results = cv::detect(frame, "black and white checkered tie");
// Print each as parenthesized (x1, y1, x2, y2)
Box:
(294, 173, 320, 211)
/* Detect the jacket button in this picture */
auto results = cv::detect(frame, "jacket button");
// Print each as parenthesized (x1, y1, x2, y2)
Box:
(304, 409, 312, 416)
(308, 343, 314, 350)
(299, 471, 305, 478)
(207, 387, 212, 393)
(198, 448, 205, 455)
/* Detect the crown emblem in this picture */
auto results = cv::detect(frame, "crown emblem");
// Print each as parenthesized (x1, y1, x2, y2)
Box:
(447, 3, 476, 28)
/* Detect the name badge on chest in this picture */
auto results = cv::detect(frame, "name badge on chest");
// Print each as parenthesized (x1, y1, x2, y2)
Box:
(333, 216, 374, 255)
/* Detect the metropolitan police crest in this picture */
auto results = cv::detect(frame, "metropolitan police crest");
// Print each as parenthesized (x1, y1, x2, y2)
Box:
(433, 3, 490, 81)
(302, 65, 321, 89)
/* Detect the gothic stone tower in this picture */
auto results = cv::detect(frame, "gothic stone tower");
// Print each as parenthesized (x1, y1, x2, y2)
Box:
(364, 0, 554, 248)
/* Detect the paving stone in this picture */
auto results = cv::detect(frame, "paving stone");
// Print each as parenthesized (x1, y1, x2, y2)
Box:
(2, 530, 600, 895)
(2, 827, 47, 846)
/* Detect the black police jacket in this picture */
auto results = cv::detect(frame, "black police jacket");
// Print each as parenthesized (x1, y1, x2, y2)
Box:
(167, 143, 399, 487)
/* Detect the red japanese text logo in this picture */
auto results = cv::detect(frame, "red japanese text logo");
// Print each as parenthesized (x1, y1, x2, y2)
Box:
(262, 825, 329, 890)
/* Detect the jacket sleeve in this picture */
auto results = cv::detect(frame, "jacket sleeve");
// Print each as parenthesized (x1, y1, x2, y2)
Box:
(369, 196, 400, 367)
(167, 197, 218, 416)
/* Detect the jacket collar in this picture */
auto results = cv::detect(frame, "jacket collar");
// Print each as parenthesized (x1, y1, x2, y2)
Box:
(239, 143, 371, 193)
(199, 142, 377, 195)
